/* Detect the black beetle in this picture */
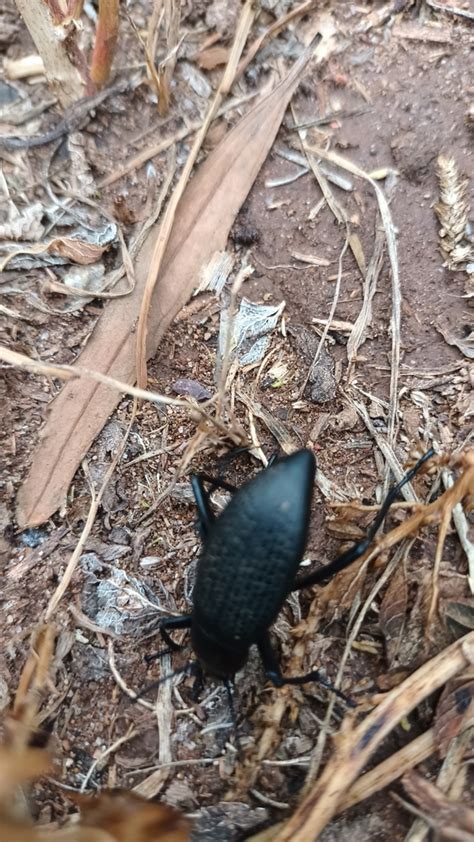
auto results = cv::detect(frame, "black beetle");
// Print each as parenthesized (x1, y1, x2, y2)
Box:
(154, 447, 433, 692)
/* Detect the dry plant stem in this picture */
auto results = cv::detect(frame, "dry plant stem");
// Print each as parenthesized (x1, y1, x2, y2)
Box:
(307, 144, 401, 445)
(160, 0, 181, 115)
(274, 632, 474, 842)
(0, 346, 185, 407)
(147, 0, 164, 63)
(299, 233, 349, 398)
(404, 727, 474, 842)
(135, 0, 257, 388)
(107, 640, 154, 711)
(90, 0, 120, 89)
(0, 345, 242, 442)
(347, 209, 387, 370)
(132, 653, 173, 799)
(351, 399, 420, 501)
(426, 494, 453, 633)
(340, 728, 436, 813)
(44, 404, 137, 620)
(216, 268, 249, 414)
(13, 0, 88, 106)
(80, 726, 137, 792)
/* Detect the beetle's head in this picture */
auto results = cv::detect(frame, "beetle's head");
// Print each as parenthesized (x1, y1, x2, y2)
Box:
(191, 622, 249, 679)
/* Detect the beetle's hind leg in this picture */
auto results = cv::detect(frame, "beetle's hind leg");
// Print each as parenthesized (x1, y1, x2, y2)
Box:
(257, 634, 355, 707)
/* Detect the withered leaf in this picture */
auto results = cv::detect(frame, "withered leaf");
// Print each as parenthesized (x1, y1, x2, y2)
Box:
(379, 565, 408, 665)
(434, 669, 474, 757)
(16, 40, 316, 528)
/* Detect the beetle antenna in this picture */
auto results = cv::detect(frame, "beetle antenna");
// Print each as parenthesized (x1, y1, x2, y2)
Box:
(133, 661, 199, 701)
(224, 678, 241, 752)
(364, 447, 436, 545)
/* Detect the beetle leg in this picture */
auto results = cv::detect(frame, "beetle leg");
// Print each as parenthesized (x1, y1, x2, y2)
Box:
(145, 615, 193, 662)
(191, 474, 237, 538)
(257, 634, 354, 706)
(293, 448, 435, 590)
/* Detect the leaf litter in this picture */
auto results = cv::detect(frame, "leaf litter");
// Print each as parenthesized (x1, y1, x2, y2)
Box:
(1, 1, 474, 840)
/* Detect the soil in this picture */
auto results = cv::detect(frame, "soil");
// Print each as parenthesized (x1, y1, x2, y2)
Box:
(1, 1, 473, 840)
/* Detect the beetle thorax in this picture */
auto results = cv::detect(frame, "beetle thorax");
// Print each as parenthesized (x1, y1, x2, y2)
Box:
(191, 621, 249, 679)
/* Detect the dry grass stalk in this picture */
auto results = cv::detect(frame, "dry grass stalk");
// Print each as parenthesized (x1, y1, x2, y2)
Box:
(0, 345, 244, 444)
(307, 144, 401, 445)
(435, 154, 473, 270)
(160, 0, 181, 115)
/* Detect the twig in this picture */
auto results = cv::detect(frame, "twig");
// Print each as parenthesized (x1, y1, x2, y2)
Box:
(298, 233, 349, 399)
(80, 726, 137, 792)
(0, 345, 244, 444)
(108, 640, 154, 711)
(442, 468, 474, 594)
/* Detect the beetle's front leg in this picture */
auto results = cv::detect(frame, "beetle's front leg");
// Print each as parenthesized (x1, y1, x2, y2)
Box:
(145, 614, 193, 662)
(257, 633, 354, 706)
(191, 474, 237, 539)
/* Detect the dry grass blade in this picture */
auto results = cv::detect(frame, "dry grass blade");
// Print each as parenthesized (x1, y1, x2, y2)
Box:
(274, 631, 474, 841)
(306, 144, 400, 443)
(435, 154, 473, 270)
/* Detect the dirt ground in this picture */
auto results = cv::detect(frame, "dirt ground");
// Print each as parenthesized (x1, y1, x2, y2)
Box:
(1, 1, 473, 840)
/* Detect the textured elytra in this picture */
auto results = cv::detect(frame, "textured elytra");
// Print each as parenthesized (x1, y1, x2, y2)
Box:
(192, 450, 315, 646)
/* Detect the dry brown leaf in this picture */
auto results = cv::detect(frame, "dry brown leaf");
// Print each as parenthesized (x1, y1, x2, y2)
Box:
(77, 790, 191, 841)
(16, 41, 316, 528)
(434, 669, 474, 757)
(379, 565, 408, 665)
(402, 770, 474, 840)
(0, 238, 107, 271)
(195, 45, 230, 70)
